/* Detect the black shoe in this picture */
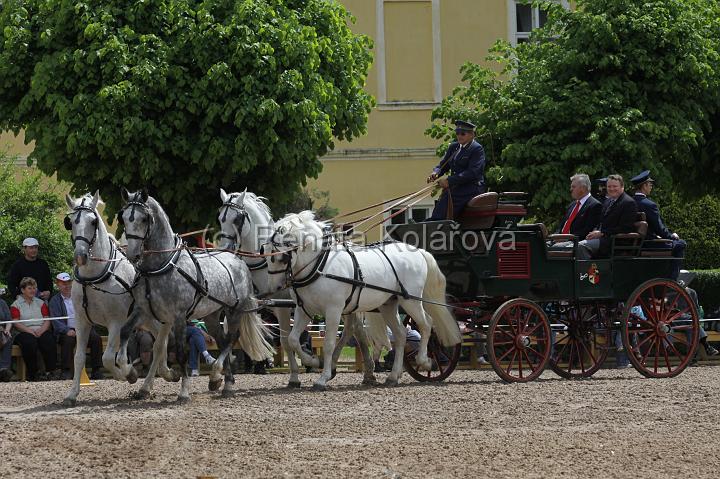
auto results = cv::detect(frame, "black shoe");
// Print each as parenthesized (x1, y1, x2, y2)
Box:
(705, 345, 719, 357)
(374, 361, 383, 373)
(253, 362, 267, 375)
(0, 368, 12, 382)
(90, 370, 105, 380)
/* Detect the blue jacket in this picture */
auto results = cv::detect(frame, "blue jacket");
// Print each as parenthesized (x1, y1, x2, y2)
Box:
(633, 193, 672, 240)
(48, 293, 71, 337)
(433, 140, 486, 196)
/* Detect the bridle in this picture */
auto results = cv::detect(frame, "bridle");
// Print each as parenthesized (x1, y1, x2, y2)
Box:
(117, 199, 154, 253)
(266, 228, 295, 277)
(218, 195, 271, 270)
(217, 195, 249, 248)
(64, 199, 98, 249)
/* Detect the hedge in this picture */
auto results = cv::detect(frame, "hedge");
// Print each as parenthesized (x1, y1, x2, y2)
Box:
(691, 269, 720, 317)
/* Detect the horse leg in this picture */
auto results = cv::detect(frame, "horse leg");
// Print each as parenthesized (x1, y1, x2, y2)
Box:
(399, 300, 432, 371)
(62, 318, 91, 407)
(101, 321, 124, 380)
(380, 303, 406, 386)
(174, 318, 191, 403)
(330, 315, 353, 380)
(116, 310, 142, 383)
(313, 306, 342, 391)
(146, 319, 180, 382)
(275, 306, 301, 388)
(350, 314, 378, 385)
(217, 330, 239, 397)
(134, 321, 173, 399)
(287, 307, 319, 374)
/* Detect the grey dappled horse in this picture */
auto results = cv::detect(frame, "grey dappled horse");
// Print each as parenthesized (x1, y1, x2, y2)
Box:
(216, 189, 385, 388)
(62, 192, 178, 407)
(116, 189, 274, 401)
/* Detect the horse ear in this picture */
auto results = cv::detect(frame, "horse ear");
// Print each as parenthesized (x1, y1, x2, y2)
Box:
(238, 189, 246, 205)
(91, 190, 100, 209)
(220, 188, 229, 203)
(65, 193, 75, 210)
(121, 187, 130, 202)
(140, 189, 149, 202)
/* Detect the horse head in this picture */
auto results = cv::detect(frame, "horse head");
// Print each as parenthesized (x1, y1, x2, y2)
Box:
(119, 188, 153, 264)
(217, 188, 275, 252)
(64, 191, 102, 266)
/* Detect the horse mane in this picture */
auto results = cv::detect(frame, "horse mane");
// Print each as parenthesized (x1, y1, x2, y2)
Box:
(242, 192, 273, 220)
(145, 196, 172, 227)
(277, 210, 327, 238)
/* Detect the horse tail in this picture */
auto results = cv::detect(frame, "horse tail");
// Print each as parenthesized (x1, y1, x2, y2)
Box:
(420, 250, 462, 347)
(236, 297, 275, 361)
(363, 312, 391, 351)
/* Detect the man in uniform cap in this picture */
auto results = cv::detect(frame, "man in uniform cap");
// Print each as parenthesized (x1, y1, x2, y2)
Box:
(593, 177, 608, 202)
(7, 237, 52, 299)
(631, 170, 686, 279)
(426, 120, 487, 220)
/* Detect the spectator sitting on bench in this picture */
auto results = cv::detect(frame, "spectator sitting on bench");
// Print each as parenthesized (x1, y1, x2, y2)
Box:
(128, 325, 176, 377)
(10, 277, 58, 381)
(0, 298, 13, 381)
(187, 319, 216, 377)
(49, 272, 104, 380)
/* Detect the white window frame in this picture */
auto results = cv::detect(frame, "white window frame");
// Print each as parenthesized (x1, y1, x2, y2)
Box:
(507, 0, 569, 46)
(376, 0, 442, 110)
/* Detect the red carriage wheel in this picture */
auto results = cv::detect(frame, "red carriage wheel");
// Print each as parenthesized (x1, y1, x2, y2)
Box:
(622, 279, 699, 378)
(403, 317, 461, 382)
(549, 303, 611, 379)
(487, 298, 551, 382)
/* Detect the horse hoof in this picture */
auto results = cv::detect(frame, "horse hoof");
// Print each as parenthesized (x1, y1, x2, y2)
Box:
(287, 381, 301, 389)
(226, 375, 236, 385)
(384, 377, 398, 387)
(330, 369, 337, 380)
(132, 389, 151, 400)
(176, 396, 190, 404)
(126, 368, 138, 384)
(312, 383, 327, 392)
(171, 371, 181, 382)
(62, 398, 77, 408)
(208, 378, 223, 391)
(221, 389, 234, 398)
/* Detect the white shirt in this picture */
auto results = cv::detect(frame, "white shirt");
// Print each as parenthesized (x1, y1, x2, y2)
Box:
(63, 295, 76, 329)
(577, 192, 591, 209)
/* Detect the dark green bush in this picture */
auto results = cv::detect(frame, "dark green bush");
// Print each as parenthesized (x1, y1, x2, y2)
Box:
(661, 193, 720, 270)
(691, 269, 720, 316)
(0, 157, 73, 299)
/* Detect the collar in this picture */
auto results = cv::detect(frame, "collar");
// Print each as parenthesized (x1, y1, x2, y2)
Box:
(577, 192, 591, 208)
(634, 192, 646, 198)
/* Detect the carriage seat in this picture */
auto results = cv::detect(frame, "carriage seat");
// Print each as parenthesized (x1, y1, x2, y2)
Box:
(517, 223, 575, 258)
(458, 192, 527, 229)
(612, 213, 648, 256)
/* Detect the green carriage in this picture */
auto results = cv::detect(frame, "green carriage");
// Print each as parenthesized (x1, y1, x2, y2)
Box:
(386, 192, 700, 383)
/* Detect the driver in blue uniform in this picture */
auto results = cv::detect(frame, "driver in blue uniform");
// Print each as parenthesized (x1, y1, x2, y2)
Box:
(631, 170, 686, 279)
(426, 120, 487, 221)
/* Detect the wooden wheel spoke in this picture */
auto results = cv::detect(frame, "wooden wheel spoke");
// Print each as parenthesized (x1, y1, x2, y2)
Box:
(636, 296, 657, 323)
(653, 336, 660, 373)
(566, 342, 575, 373)
(578, 339, 596, 371)
(670, 334, 691, 347)
(526, 345, 545, 358)
(634, 333, 656, 351)
(505, 350, 518, 375)
(665, 337, 685, 359)
(660, 338, 673, 372)
(521, 349, 537, 373)
(639, 336, 656, 365)
(524, 321, 544, 338)
(667, 307, 692, 323)
(496, 345, 516, 363)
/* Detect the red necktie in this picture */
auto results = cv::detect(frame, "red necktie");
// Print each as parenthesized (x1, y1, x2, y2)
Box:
(562, 201, 581, 234)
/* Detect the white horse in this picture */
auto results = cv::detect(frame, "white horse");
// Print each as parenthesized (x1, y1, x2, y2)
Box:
(116, 189, 274, 401)
(266, 211, 462, 389)
(216, 189, 385, 387)
(62, 192, 178, 407)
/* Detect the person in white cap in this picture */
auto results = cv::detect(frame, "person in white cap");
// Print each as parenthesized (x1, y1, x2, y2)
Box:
(49, 272, 104, 380)
(7, 237, 52, 300)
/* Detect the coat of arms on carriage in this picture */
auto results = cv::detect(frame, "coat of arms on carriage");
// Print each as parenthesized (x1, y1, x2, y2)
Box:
(586, 263, 600, 285)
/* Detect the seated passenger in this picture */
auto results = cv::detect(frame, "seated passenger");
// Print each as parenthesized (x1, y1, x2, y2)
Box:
(577, 174, 638, 259)
(556, 173, 602, 239)
(426, 120, 487, 220)
(631, 170, 686, 278)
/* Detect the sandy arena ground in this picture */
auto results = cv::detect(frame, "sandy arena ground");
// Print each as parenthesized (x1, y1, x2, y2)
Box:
(1, 366, 719, 478)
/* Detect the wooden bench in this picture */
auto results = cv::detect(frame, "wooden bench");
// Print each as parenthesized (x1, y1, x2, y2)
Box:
(10, 336, 110, 381)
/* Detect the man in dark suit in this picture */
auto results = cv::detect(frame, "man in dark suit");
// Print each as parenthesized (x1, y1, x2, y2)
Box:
(427, 120, 486, 220)
(631, 170, 686, 278)
(578, 174, 638, 259)
(556, 173, 602, 239)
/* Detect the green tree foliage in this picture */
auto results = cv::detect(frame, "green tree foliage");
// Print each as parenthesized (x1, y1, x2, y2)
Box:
(0, 0, 373, 229)
(428, 0, 720, 216)
(274, 187, 338, 220)
(0, 156, 73, 293)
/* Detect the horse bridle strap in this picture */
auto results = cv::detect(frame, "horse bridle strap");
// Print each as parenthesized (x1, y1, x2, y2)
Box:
(65, 201, 98, 247)
(121, 200, 154, 241)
